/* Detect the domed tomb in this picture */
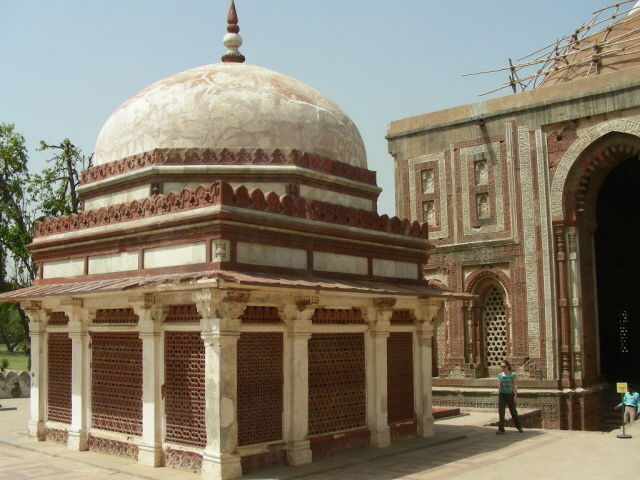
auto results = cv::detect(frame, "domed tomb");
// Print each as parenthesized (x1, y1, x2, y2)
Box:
(92, 63, 367, 168)
(80, 58, 378, 212)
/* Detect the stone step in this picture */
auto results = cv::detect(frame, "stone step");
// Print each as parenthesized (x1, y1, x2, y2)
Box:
(433, 407, 461, 419)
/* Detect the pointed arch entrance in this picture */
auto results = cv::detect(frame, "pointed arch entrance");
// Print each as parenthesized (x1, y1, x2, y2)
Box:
(594, 155, 640, 382)
(553, 124, 640, 387)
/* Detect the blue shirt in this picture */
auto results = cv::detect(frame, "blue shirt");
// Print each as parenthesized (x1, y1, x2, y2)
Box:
(499, 372, 516, 394)
(618, 391, 640, 409)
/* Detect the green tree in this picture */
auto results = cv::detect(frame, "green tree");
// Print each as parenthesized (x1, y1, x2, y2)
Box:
(0, 303, 24, 353)
(34, 138, 87, 218)
(0, 123, 35, 355)
(0, 126, 85, 360)
(0, 123, 35, 291)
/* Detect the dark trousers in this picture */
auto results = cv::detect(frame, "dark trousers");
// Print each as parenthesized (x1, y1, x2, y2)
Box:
(498, 392, 522, 431)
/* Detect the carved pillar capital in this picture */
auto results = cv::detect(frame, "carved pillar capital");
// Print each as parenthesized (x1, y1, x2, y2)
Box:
(293, 295, 319, 313)
(416, 300, 442, 323)
(21, 302, 48, 332)
(193, 289, 249, 323)
(129, 293, 155, 309)
(365, 298, 395, 337)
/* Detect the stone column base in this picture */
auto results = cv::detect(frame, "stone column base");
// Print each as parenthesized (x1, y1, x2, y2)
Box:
(28, 420, 45, 441)
(418, 417, 435, 438)
(138, 443, 163, 467)
(370, 426, 391, 448)
(202, 451, 242, 480)
(287, 440, 312, 466)
(67, 429, 88, 451)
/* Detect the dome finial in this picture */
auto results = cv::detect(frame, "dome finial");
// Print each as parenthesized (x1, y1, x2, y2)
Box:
(222, 0, 245, 63)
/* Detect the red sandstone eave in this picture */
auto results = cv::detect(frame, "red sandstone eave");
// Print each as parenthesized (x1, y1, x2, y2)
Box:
(80, 148, 378, 187)
(32, 181, 429, 244)
(0, 270, 474, 303)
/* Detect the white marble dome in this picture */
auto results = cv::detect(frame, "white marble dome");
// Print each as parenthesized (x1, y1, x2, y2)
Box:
(92, 63, 367, 168)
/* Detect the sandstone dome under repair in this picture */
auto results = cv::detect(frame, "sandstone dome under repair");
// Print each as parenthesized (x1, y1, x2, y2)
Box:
(92, 63, 367, 168)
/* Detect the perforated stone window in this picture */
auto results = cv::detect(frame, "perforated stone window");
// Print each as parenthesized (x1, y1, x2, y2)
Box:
(619, 307, 629, 354)
(483, 286, 507, 368)
(308, 333, 366, 435)
(47, 333, 72, 424)
(387, 332, 414, 422)
(237, 333, 283, 446)
(90, 332, 142, 435)
(165, 331, 206, 448)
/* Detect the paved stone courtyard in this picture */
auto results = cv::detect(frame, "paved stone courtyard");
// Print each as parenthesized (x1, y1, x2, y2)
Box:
(1, 397, 637, 480)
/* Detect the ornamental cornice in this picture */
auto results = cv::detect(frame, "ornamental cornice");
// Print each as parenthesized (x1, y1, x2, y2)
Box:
(80, 148, 377, 187)
(34, 180, 429, 241)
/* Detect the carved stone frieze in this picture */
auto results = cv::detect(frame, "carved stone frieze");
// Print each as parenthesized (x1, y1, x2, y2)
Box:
(80, 147, 377, 186)
(518, 127, 540, 354)
(35, 180, 428, 241)
(60, 298, 83, 308)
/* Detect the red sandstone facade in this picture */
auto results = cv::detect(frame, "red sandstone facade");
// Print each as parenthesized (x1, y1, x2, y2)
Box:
(389, 13, 640, 429)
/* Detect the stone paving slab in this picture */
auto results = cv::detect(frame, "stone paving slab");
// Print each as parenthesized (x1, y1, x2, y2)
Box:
(1, 398, 639, 480)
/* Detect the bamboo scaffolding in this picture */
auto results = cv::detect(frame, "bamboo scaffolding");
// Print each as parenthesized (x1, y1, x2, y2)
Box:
(464, 1, 640, 95)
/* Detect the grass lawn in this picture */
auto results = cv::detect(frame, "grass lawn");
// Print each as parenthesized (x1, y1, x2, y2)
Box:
(0, 344, 29, 372)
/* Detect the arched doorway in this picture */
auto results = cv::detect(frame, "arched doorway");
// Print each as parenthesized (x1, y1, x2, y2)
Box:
(594, 155, 640, 382)
(553, 127, 640, 387)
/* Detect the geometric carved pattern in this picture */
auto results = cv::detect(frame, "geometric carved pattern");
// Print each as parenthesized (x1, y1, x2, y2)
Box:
(483, 286, 507, 368)
(308, 333, 366, 435)
(240, 306, 282, 324)
(47, 333, 72, 424)
(237, 333, 283, 446)
(517, 126, 541, 348)
(90, 332, 143, 435)
(390, 309, 414, 324)
(311, 308, 365, 325)
(45, 427, 69, 444)
(387, 332, 415, 422)
(408, 152, 448, 240)
(165, 304, 202, 323)
(88, 434, 139, 459)
(93, 308, 139, 324)
(460, 142, 504, 237)
(48, 311, 69, 325)
(164, 331, 206, 448)
(164, 447, 203, 473)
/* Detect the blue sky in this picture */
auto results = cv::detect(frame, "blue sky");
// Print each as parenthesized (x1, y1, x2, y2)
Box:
(1, 0, 612, 215)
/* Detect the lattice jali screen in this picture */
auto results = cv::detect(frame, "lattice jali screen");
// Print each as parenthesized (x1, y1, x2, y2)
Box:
(308, 333, 366, 435)
(618, 307, 629, 354)
(165, 304, 202, 323)
(390, 309, 414, 325)
(483, 286, 507, 368)
(387, 332, 414, 422)
(48, 311, 69, 325)
(311, 308, 365, 324)
(240, 306, 282, 324)
(237, 333, 283, 446)
(90, 332, 142, 435)
(93, 308, 139, 324)
(164, 331, 206, 448)
(47, 333, 72, 424)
